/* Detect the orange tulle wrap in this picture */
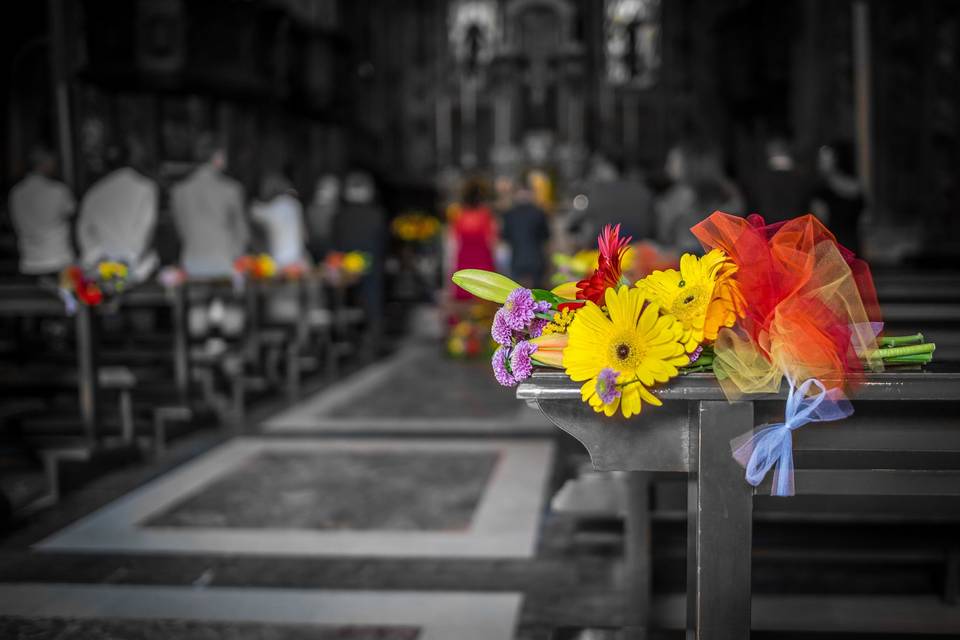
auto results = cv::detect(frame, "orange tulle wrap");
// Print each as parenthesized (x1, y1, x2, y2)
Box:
(691, 212, 884, 399)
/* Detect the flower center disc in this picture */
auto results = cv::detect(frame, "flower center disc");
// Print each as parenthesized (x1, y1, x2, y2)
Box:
(670, 285, 705, 324)
(609, 331, 645, 370)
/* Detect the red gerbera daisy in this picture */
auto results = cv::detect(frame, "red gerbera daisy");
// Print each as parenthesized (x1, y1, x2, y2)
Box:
(576, 224, 632, 305)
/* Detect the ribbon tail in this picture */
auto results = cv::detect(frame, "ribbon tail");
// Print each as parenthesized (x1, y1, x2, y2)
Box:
(770, 434, 796, 497)
(731, 424, 787, 489)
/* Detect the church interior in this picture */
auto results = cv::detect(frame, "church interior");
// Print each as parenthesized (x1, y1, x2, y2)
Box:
(1, 1, 959, 638)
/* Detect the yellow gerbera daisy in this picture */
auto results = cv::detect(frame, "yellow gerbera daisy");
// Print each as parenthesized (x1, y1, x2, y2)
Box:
(636, 249, 733, 352)
(563, 286, 689, 418)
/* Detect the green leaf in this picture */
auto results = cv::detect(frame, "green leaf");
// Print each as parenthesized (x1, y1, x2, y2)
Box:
(451, 269, 522, 304)
(530, 289, 563, 305)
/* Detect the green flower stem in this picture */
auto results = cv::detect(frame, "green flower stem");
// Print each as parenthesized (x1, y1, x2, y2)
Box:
(883, 354, 933, 364)
(878, 333, 924, 348)
(680, 364, 714, 374)
(872, 343, 936, 359)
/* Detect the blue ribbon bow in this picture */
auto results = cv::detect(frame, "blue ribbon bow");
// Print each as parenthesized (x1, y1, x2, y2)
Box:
(731, 378, 853, 496)
(58, 288, 77, 316)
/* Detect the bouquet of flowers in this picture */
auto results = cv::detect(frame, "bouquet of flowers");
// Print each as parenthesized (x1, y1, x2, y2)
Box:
(59, 261, 130, 309)
(392, 212, 441, 243)
(551, 249, 600, 286)
(323, 251, 371, 286)
(234, 254, 277, 280)
(446, 303, 498, 359)
(454, 213, 936, 495)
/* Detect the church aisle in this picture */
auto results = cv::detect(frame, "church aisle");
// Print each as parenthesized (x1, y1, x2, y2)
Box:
(0, 342, 619, 639)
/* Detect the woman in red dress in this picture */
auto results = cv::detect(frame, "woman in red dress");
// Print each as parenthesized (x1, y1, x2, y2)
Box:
(449, 178, 498, 301)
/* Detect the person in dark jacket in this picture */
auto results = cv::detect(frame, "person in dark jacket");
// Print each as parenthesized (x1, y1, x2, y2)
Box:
(331, 170, 387, 356)
(501, 173, 551, 288)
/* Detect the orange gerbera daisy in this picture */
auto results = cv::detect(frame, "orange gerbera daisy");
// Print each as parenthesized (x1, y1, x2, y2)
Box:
(703, 259, 746, 342)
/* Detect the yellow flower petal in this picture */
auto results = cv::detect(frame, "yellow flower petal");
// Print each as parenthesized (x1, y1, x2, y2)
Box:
(563, 284, 688, 418)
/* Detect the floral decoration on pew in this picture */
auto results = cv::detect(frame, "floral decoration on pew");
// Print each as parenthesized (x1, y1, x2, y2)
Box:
(234, 254, 278, 280)
(58, 261, 130, 310)
(446, 303, 498, 359)
(392, 212, 441, 243)
(322, 251, 371, 286)
(453, 214, 937, 497)
(157, 265, 187, 289)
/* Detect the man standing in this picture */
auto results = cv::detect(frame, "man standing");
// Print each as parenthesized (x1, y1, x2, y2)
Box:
(77, 137, 158, 281)
(332, 170, 387, 357)
(501, 173, 551, 288)
(9, 145, 76, 277)
(170, 134, 248, 277)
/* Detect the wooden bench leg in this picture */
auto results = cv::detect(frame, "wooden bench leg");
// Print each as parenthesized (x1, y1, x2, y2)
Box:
(286, 341, 300, 402)
(231, 376, 245, 430)
(119, 390, 134, 444)
(151, 406, 192, 459)
(624, 470, 652, 639)
(687, 401, 754, 640)
(946, 548, 959, 605)
(324, 331, 339, 380)
(40, 453, 61, 507)
(153, 410, 167, 459)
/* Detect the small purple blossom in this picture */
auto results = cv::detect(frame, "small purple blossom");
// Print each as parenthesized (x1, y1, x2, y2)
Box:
(510, 341, 538, 382)
(501, 288, 549, 331)
(528, 317, 549, 339)
(595, 368, 621, 405)
(688, 345, 704, 363)
(492, 346, 517, 387)
(491, 309, 514, 346)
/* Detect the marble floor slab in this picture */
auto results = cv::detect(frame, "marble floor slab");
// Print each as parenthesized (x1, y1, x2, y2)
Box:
(145, 450, 497, 531)
(264, 346, 552, 434)
(37, 438, 553, 558)
(0, 584, 521, 640)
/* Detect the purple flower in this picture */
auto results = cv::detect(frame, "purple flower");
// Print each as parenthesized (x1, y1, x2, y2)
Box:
(528, 317, 549, 339)
(501, 288, 548, 331)
(595, 368, 621, 405)
(688, 345, 704, 363)
(492, 346, 517, 387)
(510, 341, 538, 382)
(491, 309, 515, 346)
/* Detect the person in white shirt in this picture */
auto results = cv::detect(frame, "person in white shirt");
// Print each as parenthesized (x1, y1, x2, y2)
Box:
(170, 135, 248, 277)
(305, 173, 340, 258)
(77, 138, 159, 282)
(8, 146, 76, 276)
(250, 173, 307, 268)
(171, 134, 248, 354)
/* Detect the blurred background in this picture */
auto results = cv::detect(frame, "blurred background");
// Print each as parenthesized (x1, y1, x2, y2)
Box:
(1, 1, 959, 639)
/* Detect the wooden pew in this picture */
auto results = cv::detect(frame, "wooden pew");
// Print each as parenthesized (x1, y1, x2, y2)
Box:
(97, 282, 199, 456)
(0, 282, 140, 509)
(521, 370, 960, 638)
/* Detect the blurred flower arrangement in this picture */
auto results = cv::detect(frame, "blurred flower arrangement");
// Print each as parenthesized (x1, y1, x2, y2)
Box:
(323, 251, 371, 286)
(446, 303, 498, 359)
(157, 265, 187, 289)
(551, 241, 678, 288)
(58, 261, 130, 309)
(234, 254, 277, 280)
(454, 215, 936, 496)
(392, 212, 441, 243)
